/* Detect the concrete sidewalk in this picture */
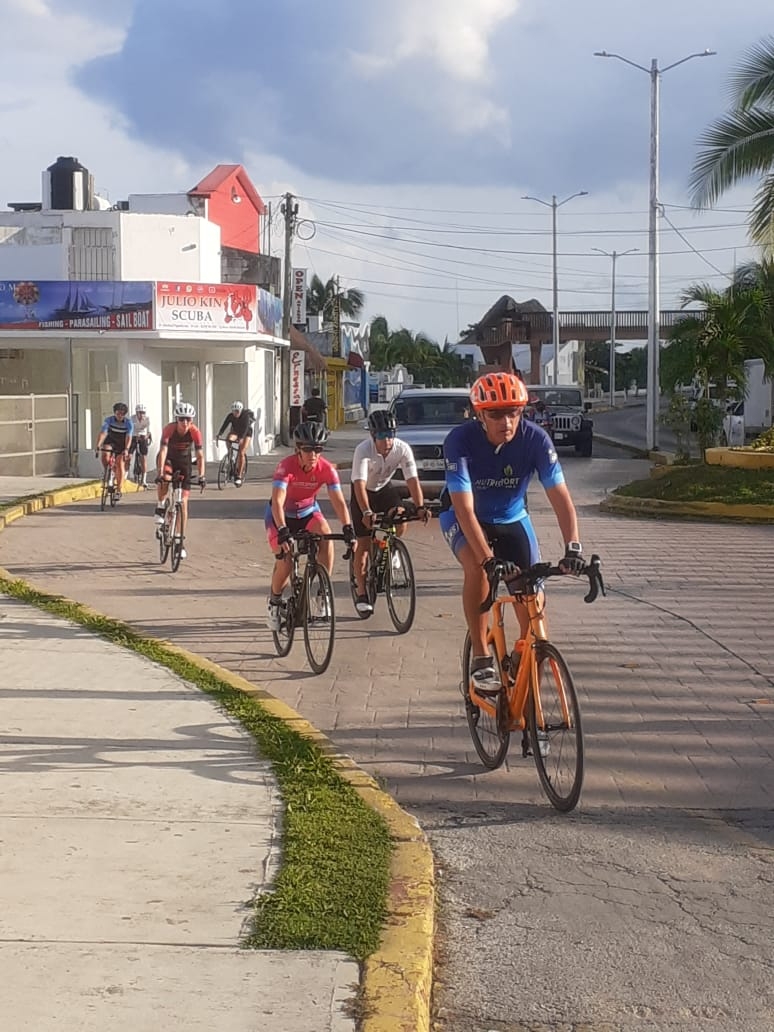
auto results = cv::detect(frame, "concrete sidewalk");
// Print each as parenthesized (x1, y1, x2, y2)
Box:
(0, 595, 359, 1031)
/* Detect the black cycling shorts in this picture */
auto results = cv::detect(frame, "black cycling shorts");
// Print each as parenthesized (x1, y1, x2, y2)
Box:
(162, 458, 193, 491)
(129, 437, 149, 456)
(350, 482, 405, 538)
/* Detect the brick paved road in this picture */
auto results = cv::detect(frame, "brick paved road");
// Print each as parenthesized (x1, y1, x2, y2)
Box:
(2, 457, 773, 1030)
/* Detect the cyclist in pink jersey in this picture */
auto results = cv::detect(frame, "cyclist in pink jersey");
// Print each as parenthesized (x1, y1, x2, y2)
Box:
(265, 421, 354, 631)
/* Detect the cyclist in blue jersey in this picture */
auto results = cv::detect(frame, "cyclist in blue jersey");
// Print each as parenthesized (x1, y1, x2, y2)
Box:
(94, 402, 134, 500)
(439, 371, 585, 692)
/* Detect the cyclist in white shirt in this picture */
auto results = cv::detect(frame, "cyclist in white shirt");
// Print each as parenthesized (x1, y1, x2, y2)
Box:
(350, 409, 428, 614)
(128, 403, 152, 487)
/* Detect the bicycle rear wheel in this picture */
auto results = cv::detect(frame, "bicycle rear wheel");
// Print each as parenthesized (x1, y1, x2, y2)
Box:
(385, 537, 416, 633)
(461, 633, 510, 769)
(527, 642, 584, 812)
(349, 547, 376, 619)
(169, 505, 184, 572)
(217, 454, 230, 490)
(272, 591, 296, 656)
(303, 565, 335, 674)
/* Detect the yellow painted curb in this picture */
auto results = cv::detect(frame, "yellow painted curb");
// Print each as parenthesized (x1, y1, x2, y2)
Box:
(601, 493, 774, 522)
(0, 490, 436, 1032)
(705, 447, 774, 470)
(0, 479, 143, 529)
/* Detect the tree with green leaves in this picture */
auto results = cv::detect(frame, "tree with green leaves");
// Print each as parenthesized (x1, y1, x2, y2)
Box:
(306, 275, 365, 321)
(690, 36, 774, 245)
(368, 317, 472, 386)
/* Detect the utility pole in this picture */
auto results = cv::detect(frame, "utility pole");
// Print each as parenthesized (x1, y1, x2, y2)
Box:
(593, 247, 639, 408)
(332, 274, 342, 358)
(280, 192, 298, 446)
(523, 190, 587, 385)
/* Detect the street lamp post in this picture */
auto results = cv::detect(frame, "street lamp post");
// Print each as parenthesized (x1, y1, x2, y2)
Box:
(523, 190, 588, 385)
(594, 48, 715, 451)
(592, 247, 639, 408)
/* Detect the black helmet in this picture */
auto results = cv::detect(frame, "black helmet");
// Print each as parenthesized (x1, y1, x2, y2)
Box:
(293, 421, 329, 447)
(368, 410, 397, 435)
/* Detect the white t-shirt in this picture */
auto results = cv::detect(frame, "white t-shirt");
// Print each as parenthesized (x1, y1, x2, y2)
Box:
(133, 415, 151, 437)
(351, 437, 418, 492)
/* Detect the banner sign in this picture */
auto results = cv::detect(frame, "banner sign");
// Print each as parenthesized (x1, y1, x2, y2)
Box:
(290, 349, 305, 406)
(292, 268, 307, 326)
(156, 281, 259, 333)
(0, 280, 153, 331)
(257, 287, 283, 336)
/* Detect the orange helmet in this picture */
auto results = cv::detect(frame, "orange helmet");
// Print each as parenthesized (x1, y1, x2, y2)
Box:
(470, 372, 529, 411)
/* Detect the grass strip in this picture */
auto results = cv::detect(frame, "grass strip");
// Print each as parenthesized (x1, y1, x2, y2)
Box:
(0, 575, 391, 961)
(613, 463, 774, 505)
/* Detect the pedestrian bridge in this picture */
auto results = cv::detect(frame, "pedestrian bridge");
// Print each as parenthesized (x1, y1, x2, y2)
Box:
(540, 309, 702, 342)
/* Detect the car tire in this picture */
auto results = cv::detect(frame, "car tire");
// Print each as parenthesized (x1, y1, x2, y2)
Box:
(576, 436, 593, 458)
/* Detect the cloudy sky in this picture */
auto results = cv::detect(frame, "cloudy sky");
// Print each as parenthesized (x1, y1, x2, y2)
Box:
(2, 0, 771, 342)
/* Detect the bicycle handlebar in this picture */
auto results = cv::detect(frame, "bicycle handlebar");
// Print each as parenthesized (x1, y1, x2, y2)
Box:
(372, 505, 431, 528)
(288, 528, 355, 561)
(480, 554, 605, 613)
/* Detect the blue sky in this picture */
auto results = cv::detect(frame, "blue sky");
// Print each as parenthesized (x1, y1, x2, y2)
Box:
(2, 0, 771, 342)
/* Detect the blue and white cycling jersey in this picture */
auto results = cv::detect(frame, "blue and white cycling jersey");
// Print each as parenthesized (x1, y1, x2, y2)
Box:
(443, 418, 564, 523)
(100, 415, 134, 440)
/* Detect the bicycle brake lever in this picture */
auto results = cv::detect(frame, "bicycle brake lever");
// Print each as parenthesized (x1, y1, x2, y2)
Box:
(583, 555, 605, 603)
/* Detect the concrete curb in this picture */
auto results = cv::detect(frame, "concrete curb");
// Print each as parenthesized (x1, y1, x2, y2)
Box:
(600, 492, 774, 523)
(0, 484, 435, 1032)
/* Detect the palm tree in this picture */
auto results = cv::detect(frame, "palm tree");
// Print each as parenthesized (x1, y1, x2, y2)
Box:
(690, 37, 774, 245)
(306, 275, 365, 321)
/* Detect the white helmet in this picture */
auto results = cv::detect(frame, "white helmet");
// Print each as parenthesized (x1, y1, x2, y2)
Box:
(174, 401, 196, 419)
(231, 401, 244, 413)
(135, 403, 146, 413)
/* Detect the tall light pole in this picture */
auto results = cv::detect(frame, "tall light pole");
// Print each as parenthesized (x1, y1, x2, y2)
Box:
(523, 190, 588, 385)
(592, 247, 639, 408)
(594, 48, 715, 451)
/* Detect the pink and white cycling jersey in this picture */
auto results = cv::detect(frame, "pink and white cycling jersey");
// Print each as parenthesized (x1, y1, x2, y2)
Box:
(271, 453, 342, 518)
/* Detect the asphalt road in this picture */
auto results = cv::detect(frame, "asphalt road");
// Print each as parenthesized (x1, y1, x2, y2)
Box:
(1, 455, 773, 1030)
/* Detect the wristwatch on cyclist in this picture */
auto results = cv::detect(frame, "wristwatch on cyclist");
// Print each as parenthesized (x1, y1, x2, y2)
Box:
(565, 541, 583, 555)
(362, 508, 374, 517)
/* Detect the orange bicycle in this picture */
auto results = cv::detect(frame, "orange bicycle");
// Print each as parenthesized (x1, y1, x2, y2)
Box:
(461, 556, 604, 812)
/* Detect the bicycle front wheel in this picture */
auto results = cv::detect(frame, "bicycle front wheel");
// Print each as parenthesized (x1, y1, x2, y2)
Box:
(217, 454, 229, 490)
(169, 505, 184, 572)
(462, 633, 510, 769)
(100, 477, 109, 511)
(272, 591, 297, 656)
(158, 519, 170, 564)
(303, 565, 335, 674)
(527, 642, 584, 812)
(385, 537, 416, 633)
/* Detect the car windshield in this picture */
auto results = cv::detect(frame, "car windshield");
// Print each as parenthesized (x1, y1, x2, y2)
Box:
(392, 396, 470, 426)
(530, 388, 583, 408)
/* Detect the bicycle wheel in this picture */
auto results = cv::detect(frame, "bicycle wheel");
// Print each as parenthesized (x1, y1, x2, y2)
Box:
(240, 456, 249, 483)
(303, 564, 335, 674)
(158, 516, 170, 564)
(217, 454, 230, 490)
(169, 505, 184, 572)
(349, 547, 376, 619)
(461, 632, 510, 769)
(100, 474, 109, 511)
(272, 591, 297, 656)
(527, 642, 584, 812)
(385, 537, 416, 634)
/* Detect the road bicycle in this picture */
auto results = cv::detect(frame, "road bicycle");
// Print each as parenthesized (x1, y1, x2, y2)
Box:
(217, 437, 248, 489)
(155, 471, 204, 572)
(348, 507, 427, 633)
(461, 555, 604, 812)
(98, 448, 119, 510)
(272, 530, 353, 674)
(128, 439, 150, 488)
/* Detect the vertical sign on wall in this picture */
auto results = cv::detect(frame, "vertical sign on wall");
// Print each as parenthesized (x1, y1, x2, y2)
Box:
(290, 349, 305, 407)
(292, 269, 307, 327)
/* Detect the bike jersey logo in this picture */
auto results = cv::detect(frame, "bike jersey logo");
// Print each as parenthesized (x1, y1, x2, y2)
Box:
(473, 474, 521, 490)
(503, 464, 513, 477)
(548, 449, 558, 463)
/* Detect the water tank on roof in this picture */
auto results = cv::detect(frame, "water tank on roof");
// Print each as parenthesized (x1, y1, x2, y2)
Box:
(41, 156, 95, 211)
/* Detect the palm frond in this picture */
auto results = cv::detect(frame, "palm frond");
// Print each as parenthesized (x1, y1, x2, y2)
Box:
(727, 36, 774, 109)
(750, 173, 774, 246)
(689, 109, 774, 208)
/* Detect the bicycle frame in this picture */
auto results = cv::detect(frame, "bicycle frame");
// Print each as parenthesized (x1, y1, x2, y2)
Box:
(470, 588, 555, 732)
